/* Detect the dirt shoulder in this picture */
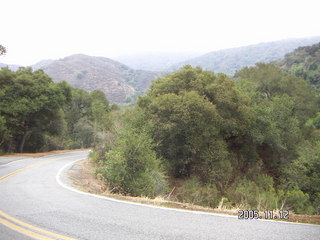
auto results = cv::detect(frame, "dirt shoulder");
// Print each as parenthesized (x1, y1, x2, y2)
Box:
(67, 158, 320, 225)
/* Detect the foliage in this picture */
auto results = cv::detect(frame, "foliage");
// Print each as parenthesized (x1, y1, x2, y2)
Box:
(92, 57, 320, 211)
(278, 42, 320, 90)
(234, 63, 319, 213)
(175, 177, 221, 208)
(306, 112, 320, 129)
(0, 67, 111, 153)
(138, 66, 252, 192)
(283, 141, 320, 213)
(226, 175, 279, 209)
(235, 63, 318, 182)
(0, 44, 6, 55)
(97, 107, 168, 198)
(122, 64, 318, 212)
(284, 189, 314, 214)
(0, 68, 70, 152)
(62, 88, 111, 149)
(235, 62, 317, 124)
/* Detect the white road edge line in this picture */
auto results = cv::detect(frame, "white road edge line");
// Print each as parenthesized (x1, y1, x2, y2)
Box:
(56, 158, 320, 227)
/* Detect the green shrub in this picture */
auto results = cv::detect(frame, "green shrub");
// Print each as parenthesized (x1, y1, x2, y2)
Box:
(226, 175, 279, 209)
(175, 177, 221, 208)
(99, 129, 168, 198)
(39, 135, 66, 152)
(285, 189, 314, 214)
(90, 151, 100, 164)
(312, 193, 320, 214)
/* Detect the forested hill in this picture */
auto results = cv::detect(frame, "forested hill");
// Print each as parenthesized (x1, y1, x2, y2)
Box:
(170, 36, 320, 75)
(39, 54, 163, 103)
(277, 42, 320, 89)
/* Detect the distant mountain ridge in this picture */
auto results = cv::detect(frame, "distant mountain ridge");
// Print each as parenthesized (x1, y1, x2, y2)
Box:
(40, 54, 163, 103)
(170, 36, 320, 75)
(115, 52, 202, 71)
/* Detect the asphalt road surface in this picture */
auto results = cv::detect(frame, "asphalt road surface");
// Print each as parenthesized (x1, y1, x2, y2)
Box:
(0, 150, 319, 240)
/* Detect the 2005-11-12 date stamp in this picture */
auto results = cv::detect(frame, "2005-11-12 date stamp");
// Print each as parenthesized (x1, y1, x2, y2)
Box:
(238, 210, 289, 220)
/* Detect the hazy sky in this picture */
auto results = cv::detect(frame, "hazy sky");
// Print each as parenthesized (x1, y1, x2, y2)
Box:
(1, 0, 319, 65)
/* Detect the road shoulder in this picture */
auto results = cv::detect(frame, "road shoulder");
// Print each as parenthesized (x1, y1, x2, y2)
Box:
(65, 158, 320, 225)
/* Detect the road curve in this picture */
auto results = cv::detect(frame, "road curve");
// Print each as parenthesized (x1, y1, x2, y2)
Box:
(0, 150, 319, 240)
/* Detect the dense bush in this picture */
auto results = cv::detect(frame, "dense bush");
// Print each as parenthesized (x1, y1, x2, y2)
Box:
(97, 108, 168, 198)
(226, 175, 278, 210)
(175, 177, 221, 208)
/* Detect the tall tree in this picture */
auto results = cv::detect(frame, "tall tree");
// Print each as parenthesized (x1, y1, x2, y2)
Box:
(0, 68, 71, 152)
(138, 66, 252, 190)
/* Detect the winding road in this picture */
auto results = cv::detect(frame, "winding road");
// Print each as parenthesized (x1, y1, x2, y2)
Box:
(0, 150, 319, 240)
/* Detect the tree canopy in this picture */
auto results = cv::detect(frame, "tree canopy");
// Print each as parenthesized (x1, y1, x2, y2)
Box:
(0, 68, 71, 152)
(0, 67, 112, 153)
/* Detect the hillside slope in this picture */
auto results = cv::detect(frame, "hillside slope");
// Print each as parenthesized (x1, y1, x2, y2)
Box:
(170, 36, 320, 75)
(277, 42, 320, 89)
(41, 54, 163, 103)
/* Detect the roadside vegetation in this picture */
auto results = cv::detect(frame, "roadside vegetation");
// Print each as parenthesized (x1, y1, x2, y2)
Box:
(93, 61, 320, 215)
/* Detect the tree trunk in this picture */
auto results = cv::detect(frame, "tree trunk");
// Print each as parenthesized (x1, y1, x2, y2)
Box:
(7, 139, 13, 153)
(19, 126, 29, 153)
